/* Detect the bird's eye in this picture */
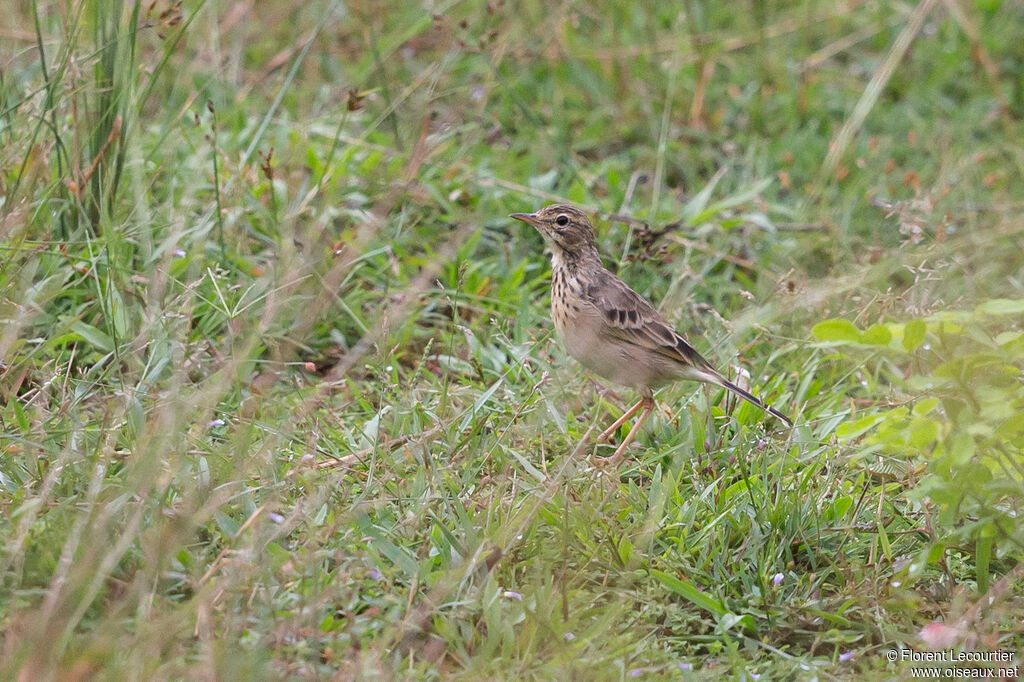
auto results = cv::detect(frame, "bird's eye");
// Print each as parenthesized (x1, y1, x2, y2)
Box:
(555, 215, 569, 226)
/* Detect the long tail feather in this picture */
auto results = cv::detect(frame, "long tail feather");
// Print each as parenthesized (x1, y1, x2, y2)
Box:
(699, 371, 793, 426)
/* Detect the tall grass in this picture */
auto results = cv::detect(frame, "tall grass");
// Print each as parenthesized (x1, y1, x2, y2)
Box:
(1, 0, 1022, 678)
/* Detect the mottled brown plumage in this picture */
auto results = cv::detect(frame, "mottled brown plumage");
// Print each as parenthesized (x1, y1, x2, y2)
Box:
(512, 204, 791, 463)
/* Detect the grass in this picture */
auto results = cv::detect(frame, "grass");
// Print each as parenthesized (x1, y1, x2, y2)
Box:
(2, 0, 1023, 678)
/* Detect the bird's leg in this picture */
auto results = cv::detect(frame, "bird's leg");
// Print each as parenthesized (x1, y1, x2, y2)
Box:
(597, 398, 646, 443)
(597, 397, 654, 465)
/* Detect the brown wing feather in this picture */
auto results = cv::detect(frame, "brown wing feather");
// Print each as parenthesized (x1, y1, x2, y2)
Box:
(582, 268, 714, 372)
(580, 267, 793, 426)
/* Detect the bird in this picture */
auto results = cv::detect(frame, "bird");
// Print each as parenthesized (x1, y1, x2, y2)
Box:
(511, 204, 792, 464)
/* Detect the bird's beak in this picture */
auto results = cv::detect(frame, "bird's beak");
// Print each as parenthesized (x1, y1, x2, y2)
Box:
(509, 212, 542, 228)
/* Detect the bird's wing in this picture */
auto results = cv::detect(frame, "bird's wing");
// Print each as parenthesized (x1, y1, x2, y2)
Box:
(582, 268, 715, 373)
(582, 267, 793, 425)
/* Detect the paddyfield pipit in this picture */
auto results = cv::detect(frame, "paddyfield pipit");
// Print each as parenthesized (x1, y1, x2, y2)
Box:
(511, 204, 792, 464)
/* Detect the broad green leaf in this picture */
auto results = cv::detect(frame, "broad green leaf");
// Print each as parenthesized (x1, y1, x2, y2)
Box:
(948, 432, 976, 466)
(977, 298, 1024, 315)
(903, 318, 926, 350)
(860, 324, 892, 345)
(265, 542, 292, 568)
(913, 398, 940, 416)
(811, 319, 861, 342)
(994, 330, 1023, 346)
(836, 413, 887, 440)
(826, 495, 853, 522)
(214, 511, 239, 537)
(617, 536, 633, 566)
(932, 359, 963, 378)
(718, 613, 755, 633)
(925, 542, 947, 565)
(70, 321, 114, 353)
(907, 418, 939, 448)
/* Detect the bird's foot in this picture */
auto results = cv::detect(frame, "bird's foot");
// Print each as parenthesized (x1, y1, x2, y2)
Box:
(593, 451, 625, 467)
(595, 398, 647, 443)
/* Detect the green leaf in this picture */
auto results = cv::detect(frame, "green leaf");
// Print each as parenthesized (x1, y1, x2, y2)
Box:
(213, 511, 239, 537)
(913, 398, 940, 416)
(358, 149, 383, 174)
(617, 536, 633, 566)
(127, 395, 145, 437)
(826, 495, 853, 522)
(836, 413, 887, 440)
(948, 432, 976, 466)
(807, 608, 855, 628)
(606, 168, 621, 189)
(976, 536, 991, 594)
(932, 359, 962, 379)
(566, 179, 587, 203)
(70, 321, 114, 353)
(681, 168, 725, 226)
(718, 613, 755, 633)
(689, 177, 773, 226)
(811, 319, 861, 342)
(313, 503, 329, 526)
(977, 298, 1024, 316)
(907, 418, 939, 448)
(903, 318, 927, 350)
(651, 569, 726, 617)
(860, 324, 893, 345)
(994, 330, 1023, 346)
(926, 542, 946, 564)
(877, 521, 892, 561)
(265, 542, 292, 568)
(110, 286, 131, 338)
(528, 168, 558, 191)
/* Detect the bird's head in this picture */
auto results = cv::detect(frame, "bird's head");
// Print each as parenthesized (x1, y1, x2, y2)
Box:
(510, 204, 598, 258)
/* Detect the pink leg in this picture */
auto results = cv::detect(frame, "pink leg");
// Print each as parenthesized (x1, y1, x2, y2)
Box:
(597, 398, 654, 465)
(597, 398, 646, 443)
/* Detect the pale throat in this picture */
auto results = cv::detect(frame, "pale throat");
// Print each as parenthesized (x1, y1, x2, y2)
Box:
(547, 244, 598, 314)
(548, 243, 600, 272)
(548, 248, 585, 292)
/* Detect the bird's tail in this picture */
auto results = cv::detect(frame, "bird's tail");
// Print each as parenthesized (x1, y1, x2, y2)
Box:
(698, 370, 793, 426)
